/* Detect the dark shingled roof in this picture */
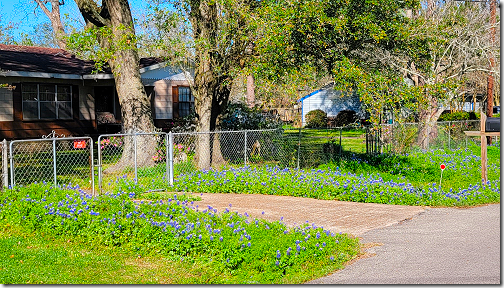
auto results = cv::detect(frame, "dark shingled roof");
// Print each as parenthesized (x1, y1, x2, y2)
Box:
(0, 44, 164, 75)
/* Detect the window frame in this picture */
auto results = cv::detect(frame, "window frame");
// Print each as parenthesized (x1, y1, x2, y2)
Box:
(177, 86, 194, 118)
(172, 85, 194, 119)
(21, 83, 73, 120)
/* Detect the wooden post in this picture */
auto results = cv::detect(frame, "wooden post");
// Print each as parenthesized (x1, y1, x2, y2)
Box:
(464, 112, 498, 184)
(480, 112, 487, 183)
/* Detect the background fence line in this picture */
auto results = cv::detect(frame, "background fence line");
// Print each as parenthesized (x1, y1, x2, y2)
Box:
(0, 120, 494, 193)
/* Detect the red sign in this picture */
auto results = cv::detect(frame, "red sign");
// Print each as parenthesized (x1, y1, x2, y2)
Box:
(73, 139, 87, 149)
(440, 164, 446, 170)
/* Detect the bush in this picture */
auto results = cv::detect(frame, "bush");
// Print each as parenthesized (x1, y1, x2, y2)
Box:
(322, 139, 342, 160)
(305, 109, 327, 128)
(171, 111, 198, 132)
(438, 111, 475, 121)
(219, 103, 283, 164)
(220, 103, 282, 131)
(333, 110, 358, 127)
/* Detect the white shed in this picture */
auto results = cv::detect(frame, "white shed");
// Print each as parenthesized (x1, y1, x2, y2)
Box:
(298, 83, 363, 126)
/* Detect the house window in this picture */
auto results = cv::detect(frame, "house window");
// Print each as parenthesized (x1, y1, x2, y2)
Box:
(22, 84, 72, 120)
(178, 86, 194, 117)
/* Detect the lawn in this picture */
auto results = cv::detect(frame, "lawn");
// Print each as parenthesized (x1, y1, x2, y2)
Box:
(0, 183, 360, 284)
(171, 144, 500, 207)
(1, 130, 499, 283)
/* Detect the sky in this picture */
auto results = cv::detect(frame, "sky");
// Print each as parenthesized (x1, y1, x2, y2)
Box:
(0, 0, 150, 42)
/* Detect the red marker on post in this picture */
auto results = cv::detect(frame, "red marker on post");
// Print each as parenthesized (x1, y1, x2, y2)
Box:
(439, 164, 446, 191)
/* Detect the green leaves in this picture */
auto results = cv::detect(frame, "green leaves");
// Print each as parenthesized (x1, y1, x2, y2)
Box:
(66, 24, 139, 74)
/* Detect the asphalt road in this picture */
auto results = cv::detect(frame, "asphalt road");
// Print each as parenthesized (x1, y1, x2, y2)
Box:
(307, 204, 500, 284)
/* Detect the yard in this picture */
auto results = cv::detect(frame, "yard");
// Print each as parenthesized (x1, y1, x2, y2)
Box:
(0, 128, 500, 283)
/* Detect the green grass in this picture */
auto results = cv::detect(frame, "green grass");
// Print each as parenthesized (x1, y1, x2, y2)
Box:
(0, 227, 357, 284)
(0, 184, 361, 284)
(0, 227, 189, 284)
(171, 144, 500, 207)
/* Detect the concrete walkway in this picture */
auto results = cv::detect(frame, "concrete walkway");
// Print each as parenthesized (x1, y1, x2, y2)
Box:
(192, 193, 500, 284)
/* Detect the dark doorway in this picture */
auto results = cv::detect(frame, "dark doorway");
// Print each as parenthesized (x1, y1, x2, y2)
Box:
(95, 86, 122, 133)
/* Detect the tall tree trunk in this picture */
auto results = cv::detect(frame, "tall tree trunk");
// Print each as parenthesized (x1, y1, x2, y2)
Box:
(246, 74, 255, 108)
(75, 0, 157, 173)
(190, 0, 231, 170)
(417, 94, 444, 150)
(486, 0, 497, 145)
(194, 78, 214, 169)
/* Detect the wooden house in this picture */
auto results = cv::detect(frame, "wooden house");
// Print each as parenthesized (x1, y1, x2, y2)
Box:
(0, 44, 193, 139)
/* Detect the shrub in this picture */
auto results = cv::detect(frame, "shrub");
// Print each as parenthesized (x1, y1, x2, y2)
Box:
(171, 112, 198, 132)
(438, 111, 473, 121)
(220, 102, 282, 131)
(322, 139, 342, 160)
(305, 109, 327, 128)
(219, 103, 283, 164)
(333, 110, 358, 127)
(468, 111, 480, 120)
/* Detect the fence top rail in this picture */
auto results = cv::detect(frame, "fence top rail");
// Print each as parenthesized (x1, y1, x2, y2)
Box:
(97, 132, 168, 139)
(378, 120, 481, 127)
(171, 128, 281, 136)
(9, 136, 93, 144)
(436, 120, 481, 125)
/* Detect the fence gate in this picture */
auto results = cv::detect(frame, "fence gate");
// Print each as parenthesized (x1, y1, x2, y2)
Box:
(9, 135, 94, 194)
(97, 132, 169, 192)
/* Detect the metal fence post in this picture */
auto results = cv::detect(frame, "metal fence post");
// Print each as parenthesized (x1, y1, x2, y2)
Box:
(97, 136, 103, 191)
(165, 133, 169, 182)
(134, 133, 138, 184)
(9, 141, 14, 188)
(244, 130, 248, 165)
(2, 139, 8, 188)
(87, 138, 94, 196)
(168, 132, 174, 186)
(52, 138, 57, 186)
(296, 128, 301, 170)
(448, 121, 451, 149)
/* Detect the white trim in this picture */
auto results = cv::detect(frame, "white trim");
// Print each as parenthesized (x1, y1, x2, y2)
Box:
(82, 74, 115, 80)
(1, 71, 82, 79)
(1, 62, 188, 81)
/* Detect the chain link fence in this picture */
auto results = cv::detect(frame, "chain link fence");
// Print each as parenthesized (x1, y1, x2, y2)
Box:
(172, 129, 289, 175)
(283, 126, 368, 168)
(97, 132, 168, 191)
(9, 136, 94, 193)
(374, 120, 483, 154)
(0, 120, 496, 193)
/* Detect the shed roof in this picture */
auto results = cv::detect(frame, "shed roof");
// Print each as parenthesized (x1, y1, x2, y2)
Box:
(297, 82, 335, 102)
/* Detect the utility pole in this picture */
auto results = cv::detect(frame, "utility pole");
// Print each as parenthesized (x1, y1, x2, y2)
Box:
(486, 0, 497, 144)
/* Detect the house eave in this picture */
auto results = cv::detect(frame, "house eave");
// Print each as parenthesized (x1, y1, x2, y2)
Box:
(82, 74, 115, 80)
(0, 70, 82, 80)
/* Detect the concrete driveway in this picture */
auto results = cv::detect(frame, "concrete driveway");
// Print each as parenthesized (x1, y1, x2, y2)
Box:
(307, 204, 500, 284)
(194, 193, 426, 235)
(193, 193, 500, 284)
